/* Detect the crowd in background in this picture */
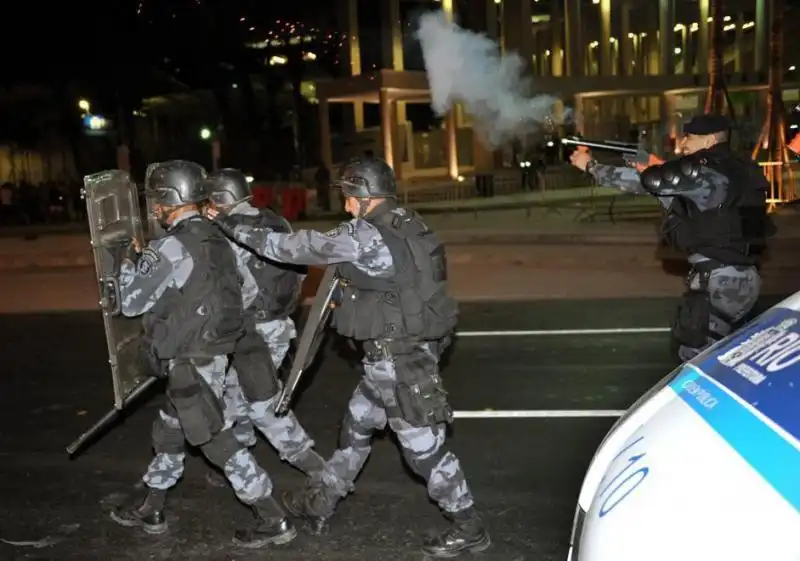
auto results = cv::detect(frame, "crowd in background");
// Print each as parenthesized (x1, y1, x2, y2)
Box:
(0, 181, 85, 226)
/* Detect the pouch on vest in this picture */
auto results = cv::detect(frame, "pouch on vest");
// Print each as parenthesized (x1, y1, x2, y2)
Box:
(671, 290, 711, 349)
(166, 361, 225, 446)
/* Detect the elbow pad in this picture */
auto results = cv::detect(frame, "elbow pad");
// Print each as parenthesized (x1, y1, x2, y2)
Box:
(641, 158, 699, 194)
(640, 166, 663, 194)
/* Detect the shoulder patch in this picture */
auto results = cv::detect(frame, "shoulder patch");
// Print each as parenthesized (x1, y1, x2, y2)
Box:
(325, 222, 356, 238)
(137, 248, 160, 276)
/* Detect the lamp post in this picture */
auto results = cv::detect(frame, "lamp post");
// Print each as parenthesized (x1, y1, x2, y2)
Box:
(200, 127, 221, 171)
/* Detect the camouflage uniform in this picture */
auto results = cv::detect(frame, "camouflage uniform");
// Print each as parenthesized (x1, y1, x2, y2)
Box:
(217, 199, 327, 476)
(111, 210, 295, 548)
(223, 318, 298, 445)
(221, 207, 487, 558)
(589, 162, 761, 360)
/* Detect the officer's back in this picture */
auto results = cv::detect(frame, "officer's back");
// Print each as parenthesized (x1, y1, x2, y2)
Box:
(134, 161, 244, 360)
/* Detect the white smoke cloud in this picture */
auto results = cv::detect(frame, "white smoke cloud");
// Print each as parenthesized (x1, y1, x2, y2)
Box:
(415, 10, 568, 149)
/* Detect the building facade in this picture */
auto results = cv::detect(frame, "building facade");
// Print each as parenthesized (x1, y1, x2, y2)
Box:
(317, 0, 799, 180)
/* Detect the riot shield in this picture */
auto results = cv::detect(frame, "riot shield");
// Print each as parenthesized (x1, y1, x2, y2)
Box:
(274, 266, 339, 415)
(82, 170, 148, 409)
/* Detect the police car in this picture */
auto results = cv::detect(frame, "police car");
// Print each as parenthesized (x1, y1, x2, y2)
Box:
(567, 291, 800, 561)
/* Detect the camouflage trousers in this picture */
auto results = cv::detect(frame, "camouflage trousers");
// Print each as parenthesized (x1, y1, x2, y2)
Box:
(142, 356, 272, 504)
(317, 341, 475, 514)
(222, 318, 317, 464)
(676, 263, 761, 361)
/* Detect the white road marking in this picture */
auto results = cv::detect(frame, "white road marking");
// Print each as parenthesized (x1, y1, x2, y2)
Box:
(454, 410, 625, 418)
(457, 328, 669, 337)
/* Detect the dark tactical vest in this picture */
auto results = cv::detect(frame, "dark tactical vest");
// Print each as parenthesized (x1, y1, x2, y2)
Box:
(231, 209, 307, 321)
(661, 147, 773, 266)
(142, 216, 245, 359)
(332, 201, 458, 342)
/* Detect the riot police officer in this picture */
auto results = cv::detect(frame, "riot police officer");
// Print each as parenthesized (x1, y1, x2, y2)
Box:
(571, 115, 771, 360)
(207, 156, 490, 558)
(201, 168, 330, 482)
(109, 160, 296, 549)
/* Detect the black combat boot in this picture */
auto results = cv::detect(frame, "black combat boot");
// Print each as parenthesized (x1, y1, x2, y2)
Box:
(421, 507, 491, 558)
(282, 482, 338, 535)
(109, 487, 168, 535)
(233, 495, 297, 548)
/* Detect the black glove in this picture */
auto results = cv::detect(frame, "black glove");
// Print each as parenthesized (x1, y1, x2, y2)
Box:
(104, 240, 136, 275)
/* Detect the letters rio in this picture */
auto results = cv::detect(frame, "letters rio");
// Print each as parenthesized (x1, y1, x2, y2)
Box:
(597, 435, 649, 518)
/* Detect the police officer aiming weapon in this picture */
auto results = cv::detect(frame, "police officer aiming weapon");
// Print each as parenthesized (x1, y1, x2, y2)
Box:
(568, 114, 773, 362)
(562, 133, 665, 170)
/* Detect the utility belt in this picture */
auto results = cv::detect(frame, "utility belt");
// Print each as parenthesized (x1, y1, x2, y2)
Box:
(687, 259, 727, 292)
(687, 257, 757, 291)
(363, 339, 422, 362)
(363, 337, 449, 362)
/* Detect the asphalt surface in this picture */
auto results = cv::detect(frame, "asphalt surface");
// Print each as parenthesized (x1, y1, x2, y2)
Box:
(0, 297, 786, 561)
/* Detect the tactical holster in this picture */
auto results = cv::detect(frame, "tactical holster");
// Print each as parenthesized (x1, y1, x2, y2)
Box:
(364, 338, 453, 427)
(394, 374, 453, 428)
(166, 360, 225, 446)
(672, 260, 721, 350)
(230, 331, 280, 403)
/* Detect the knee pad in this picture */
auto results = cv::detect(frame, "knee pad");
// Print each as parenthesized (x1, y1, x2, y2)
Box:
(166, 361, 225, 447)
(201, 428, 243, 468)
(232, 348, 280, 403)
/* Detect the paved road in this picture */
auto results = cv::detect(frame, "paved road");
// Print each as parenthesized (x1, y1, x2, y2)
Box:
(0, 297, 785, 561)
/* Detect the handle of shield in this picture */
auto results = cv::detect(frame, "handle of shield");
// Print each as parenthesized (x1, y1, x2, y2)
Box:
(99, 278, 121, 316)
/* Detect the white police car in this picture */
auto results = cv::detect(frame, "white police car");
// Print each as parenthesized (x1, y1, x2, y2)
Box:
(568, 292, 800, 561)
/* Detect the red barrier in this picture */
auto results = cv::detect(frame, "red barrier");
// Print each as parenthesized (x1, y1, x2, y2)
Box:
(250, 183, 308, 220)
(281, 187, 308, 220)
(251, 185, 275, 209)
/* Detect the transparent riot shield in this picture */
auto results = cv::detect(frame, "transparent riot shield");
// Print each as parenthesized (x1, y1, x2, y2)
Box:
(82, 170, 149, 409)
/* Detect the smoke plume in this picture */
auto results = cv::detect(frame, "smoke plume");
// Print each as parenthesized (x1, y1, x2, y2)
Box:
(416, 10, 568, 149)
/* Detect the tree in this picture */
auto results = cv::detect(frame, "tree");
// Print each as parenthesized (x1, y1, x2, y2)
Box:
(752, 0, 795, 206)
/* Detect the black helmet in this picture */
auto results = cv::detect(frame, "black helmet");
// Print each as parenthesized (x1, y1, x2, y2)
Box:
(333, 157, 396, 199)
(206, 168, 252, 207)
(145, 160, 208, 206)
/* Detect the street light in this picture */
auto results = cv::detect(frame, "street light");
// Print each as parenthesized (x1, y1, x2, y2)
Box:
(88, 116, 107, 130)
(78, 99, 90, 112)
(200, 127, 211, 140)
